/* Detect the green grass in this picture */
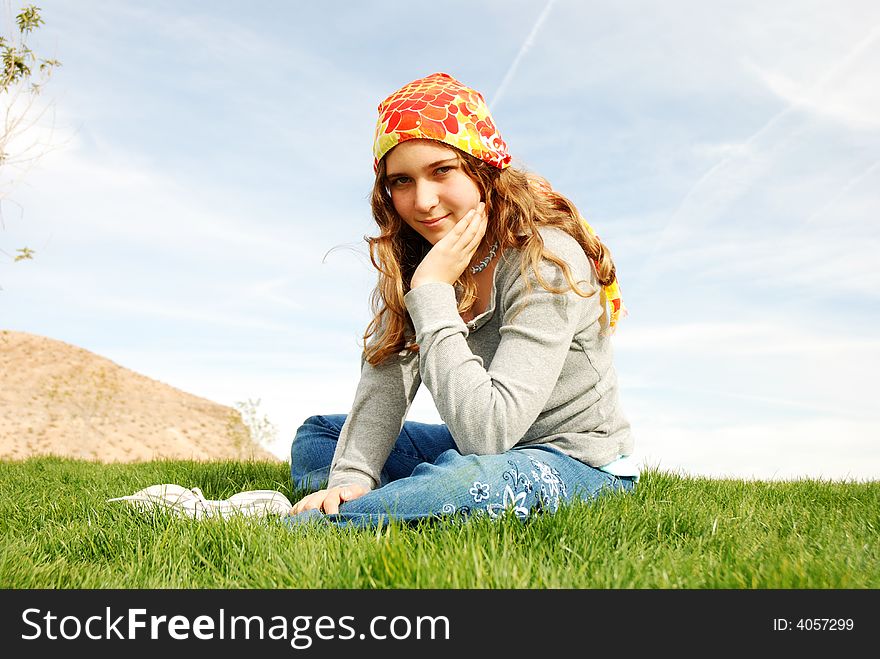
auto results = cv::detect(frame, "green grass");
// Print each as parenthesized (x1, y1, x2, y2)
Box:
(1, 457, 877, 588)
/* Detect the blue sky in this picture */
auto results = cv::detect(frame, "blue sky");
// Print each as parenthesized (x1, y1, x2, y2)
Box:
(2, 0, 878, 480)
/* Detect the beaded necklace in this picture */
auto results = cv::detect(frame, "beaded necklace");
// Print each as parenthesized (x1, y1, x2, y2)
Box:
(470, 241, 499, 275)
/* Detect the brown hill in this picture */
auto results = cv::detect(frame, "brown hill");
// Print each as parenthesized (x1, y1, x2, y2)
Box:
(0, 330, 279, 462)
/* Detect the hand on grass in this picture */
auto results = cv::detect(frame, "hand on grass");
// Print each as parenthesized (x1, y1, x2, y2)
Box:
(289, 484, 368, 516)
(411, 202, 487, 289)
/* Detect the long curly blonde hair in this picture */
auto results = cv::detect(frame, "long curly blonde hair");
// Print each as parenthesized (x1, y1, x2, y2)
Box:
(362, 146, 617, 366)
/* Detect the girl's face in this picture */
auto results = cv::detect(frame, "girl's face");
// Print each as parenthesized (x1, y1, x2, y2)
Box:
(384, 139, 482, 245)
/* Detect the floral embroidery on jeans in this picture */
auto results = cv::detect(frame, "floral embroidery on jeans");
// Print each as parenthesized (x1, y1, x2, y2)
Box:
(502, 459, 534, 494)
(485, 460, 533, 520)
(469, 481, 490, 502)
(439, 503, 471, 520)
(451, 456, 571, 522)
(528, 457, 567, 512)
(481, 456, 570, 520)
(487, 485, 529, 520)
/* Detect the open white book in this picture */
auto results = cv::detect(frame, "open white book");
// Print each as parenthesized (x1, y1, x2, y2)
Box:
(108, 484, 293, 519)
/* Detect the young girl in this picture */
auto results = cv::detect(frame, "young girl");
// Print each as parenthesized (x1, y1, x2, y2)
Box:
(288, 72, 637, 527)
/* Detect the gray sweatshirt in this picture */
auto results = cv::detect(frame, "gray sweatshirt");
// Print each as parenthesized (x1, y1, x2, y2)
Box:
(328, 226, 633, 491)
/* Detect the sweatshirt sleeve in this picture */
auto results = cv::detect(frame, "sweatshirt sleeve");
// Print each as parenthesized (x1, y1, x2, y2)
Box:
(404, 242, 590, 455)
(327, 348, 421, 491)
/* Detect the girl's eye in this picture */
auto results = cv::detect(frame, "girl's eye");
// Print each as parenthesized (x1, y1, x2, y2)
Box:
(389, 177, 410, 187)
(435, 166, 452, 175)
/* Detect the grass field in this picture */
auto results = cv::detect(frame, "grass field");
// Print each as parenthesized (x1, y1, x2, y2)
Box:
(1, 457, 877, 589)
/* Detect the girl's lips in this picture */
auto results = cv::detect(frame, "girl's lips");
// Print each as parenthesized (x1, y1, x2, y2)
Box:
(420, 214, 449, 228)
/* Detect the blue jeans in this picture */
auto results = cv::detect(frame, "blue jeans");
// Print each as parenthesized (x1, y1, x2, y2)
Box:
(287, 414, 634, 528)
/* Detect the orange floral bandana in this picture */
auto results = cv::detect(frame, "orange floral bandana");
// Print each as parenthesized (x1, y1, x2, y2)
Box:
(373, 72, 512, 171)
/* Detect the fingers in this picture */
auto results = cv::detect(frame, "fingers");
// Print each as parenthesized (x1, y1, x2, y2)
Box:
(290, 489, 336, 515)
(469, 206, 489, 250)
(444, 202, 484, 239)
(465, 202, 487, 237)
(322, 489, 344, 515)
(289, 485, 368, 516)
(290, 489, 324, 515)
(459, 203, 488, 257)
(445, 203, 487, 252)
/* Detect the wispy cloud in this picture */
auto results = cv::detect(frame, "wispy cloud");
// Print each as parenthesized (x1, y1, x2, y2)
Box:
(746, 22, 880, 129)
(805, 159, 880, 225)
(641, 17, 880, 273)
(594, 8, 880, 296)
(615, 319, 880, 432)
(16, 141, 352, 262)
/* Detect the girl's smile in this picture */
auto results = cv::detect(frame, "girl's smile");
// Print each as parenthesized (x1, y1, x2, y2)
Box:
(419, 213, 450, 229)
(384, 139, 482, 245)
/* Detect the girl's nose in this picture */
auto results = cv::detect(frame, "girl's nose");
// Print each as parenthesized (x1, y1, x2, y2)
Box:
(413, 181, 439, 212)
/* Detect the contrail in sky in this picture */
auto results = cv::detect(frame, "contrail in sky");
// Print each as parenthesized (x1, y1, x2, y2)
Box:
(640, 22, 880, 273)
(490, 0, 557, 111)
(804, 159, 880, 226)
